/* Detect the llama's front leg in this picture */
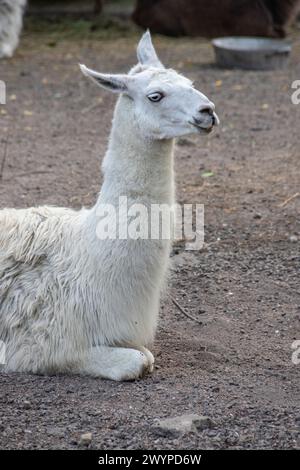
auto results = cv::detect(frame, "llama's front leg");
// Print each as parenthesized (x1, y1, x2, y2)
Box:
(78, 346, 154, 381)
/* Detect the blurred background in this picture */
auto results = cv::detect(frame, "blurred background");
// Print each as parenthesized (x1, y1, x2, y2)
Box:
(23, 0, 300, 40)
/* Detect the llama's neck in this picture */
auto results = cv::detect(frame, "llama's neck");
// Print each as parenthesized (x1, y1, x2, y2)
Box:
(96, 95, 175, 207)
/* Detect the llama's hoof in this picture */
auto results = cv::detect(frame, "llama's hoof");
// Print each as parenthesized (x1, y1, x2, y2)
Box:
(111, 348, 152, 381)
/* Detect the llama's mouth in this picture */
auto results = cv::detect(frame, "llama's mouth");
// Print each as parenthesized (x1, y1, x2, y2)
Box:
(189, 112, 219, 134)
(189, 122, 214, 134)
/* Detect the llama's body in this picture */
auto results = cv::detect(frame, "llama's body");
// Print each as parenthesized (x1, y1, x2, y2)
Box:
(0, 0, 26, 58)
(0, 32, 218, 380)
(0, 97, 173, 377)
(0, 202, 168, 374)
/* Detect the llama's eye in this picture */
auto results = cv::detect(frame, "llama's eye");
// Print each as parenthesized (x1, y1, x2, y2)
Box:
(147, 92, 164, 103)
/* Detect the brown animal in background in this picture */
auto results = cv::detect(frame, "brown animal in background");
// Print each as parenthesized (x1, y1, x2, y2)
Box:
(132, 0, 300, 38)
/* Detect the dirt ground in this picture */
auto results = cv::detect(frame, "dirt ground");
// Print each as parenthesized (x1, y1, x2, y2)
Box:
(0, 17, 300, 450)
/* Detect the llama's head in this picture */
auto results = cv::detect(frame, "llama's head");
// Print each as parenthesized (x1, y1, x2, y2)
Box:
(80, 31, 219, 140)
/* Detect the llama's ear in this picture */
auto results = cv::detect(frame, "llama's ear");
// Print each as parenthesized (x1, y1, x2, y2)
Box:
(79, 64, 128, 93)
(137, 30, 164, 68)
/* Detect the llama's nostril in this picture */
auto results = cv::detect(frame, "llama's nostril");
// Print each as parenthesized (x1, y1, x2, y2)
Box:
(200, 106, 214, 116)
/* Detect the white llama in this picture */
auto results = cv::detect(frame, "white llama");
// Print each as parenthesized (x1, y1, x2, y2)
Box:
(0, 0, 26, 58)
(0, 32, 219, 380)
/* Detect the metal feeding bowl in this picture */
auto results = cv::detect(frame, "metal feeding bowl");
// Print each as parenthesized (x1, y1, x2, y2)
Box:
(212, 37, 292, 70)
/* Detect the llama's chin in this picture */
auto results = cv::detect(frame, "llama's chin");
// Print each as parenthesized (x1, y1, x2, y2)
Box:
(201, 126, 214, 134)
(190, 123, 214, 135)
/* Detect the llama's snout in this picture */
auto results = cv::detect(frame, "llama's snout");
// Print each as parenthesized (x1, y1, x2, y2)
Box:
(192, 103, 219, 133)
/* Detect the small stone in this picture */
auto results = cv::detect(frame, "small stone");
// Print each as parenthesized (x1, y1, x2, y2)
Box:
(194, 415, 214, 431)
(225, 431, 240, 446)
(154, 414, 214, 437)
(290, 235, 298, 243)
(23, 400, 31, 409)
(79, 432, 92, 447)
